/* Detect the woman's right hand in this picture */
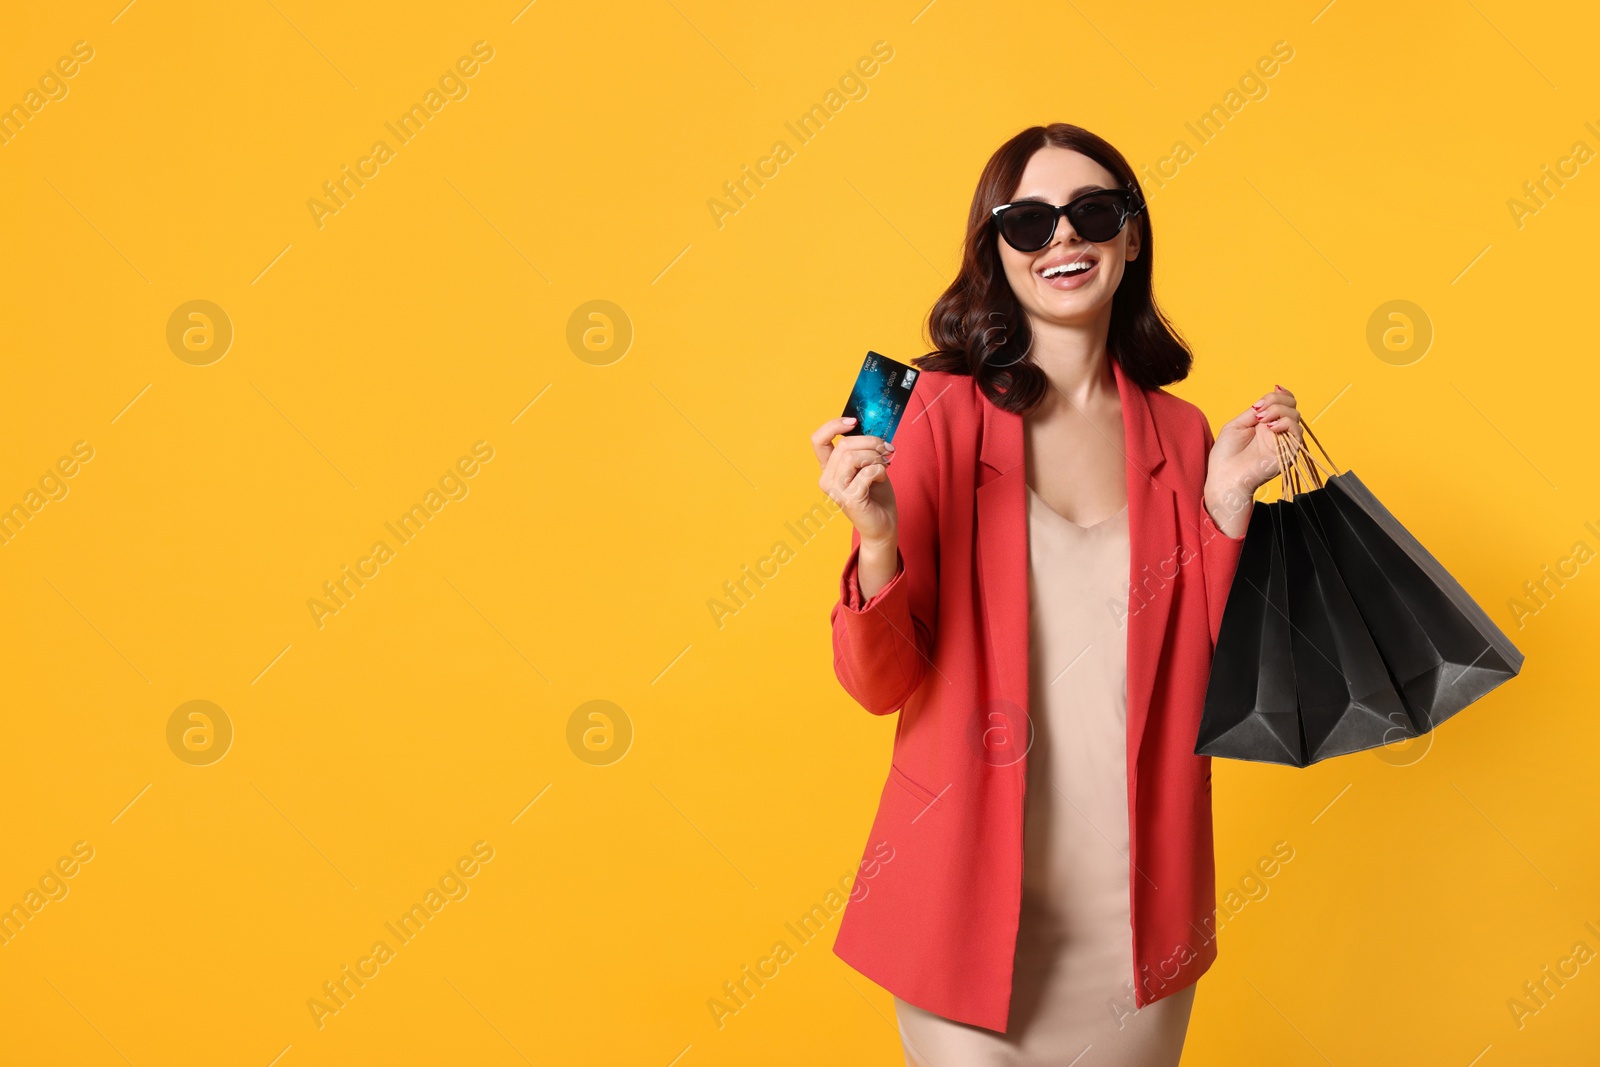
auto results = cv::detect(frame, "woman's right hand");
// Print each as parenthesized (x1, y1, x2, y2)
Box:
(811, 417, 898, 550)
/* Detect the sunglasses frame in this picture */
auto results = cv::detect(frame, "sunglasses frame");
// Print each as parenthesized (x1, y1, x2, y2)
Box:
(989, 185, 1145, 252)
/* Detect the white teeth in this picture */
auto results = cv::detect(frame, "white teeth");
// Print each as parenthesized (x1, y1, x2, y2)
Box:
(1042, 260, 1094, 278)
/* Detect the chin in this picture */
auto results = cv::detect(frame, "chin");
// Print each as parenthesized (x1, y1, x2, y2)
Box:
(1034, 292, 1110, 323)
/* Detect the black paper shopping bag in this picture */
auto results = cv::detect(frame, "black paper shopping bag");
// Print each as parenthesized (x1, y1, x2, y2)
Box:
(1197, 425, 1524, 767)
(1194, 495, 1305, 765)
(1307, 468, 1525, 729)
(1281, 489, 1416, 762)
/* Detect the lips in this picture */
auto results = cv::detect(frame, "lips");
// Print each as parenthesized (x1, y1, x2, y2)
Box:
(1036, 252, 1099, 291)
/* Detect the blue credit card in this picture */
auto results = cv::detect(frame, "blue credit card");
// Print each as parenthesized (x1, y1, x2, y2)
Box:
(841, 351, 920, 443)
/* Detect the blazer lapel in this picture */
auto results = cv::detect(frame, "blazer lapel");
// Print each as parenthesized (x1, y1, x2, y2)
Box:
(1113, 359, 1179, 779)
(974, 388, 1029, 741)
(972, 359, 1179, 780)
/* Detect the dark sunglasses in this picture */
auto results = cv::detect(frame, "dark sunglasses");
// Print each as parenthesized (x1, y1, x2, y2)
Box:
(990, 187, 1143, 252)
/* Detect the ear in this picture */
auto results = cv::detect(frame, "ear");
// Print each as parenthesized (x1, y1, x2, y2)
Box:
(1125, 219, 1142, 262)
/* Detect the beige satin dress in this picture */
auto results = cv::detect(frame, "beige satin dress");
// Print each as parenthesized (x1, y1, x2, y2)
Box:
(894, 485, 1197, 1067)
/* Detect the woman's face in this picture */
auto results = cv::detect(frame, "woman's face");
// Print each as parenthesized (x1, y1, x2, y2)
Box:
(996, 146, 1141, 328)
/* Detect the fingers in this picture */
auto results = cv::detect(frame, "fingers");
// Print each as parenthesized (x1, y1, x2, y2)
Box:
(843, 458, 888, 503)
(1264, 386, 1300, 442)
(1226, 386, 1303, 447)
(819, 438, 893, 500)
(1252, 386, 1296, 413)
(832, 435, 892, 473)
(1223, 405, 1261, 431)
(810, 419, 889, 468)
(1254, 400, 1305, 451)
(1251, 385, 1296, 413)
(810, 417, 857, 466)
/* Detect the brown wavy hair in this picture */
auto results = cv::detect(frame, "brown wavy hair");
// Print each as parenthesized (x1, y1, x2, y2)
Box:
(913, 123, 1192, 413)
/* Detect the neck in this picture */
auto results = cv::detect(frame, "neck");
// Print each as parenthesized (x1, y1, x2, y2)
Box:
(1025, 312, 1116, 411)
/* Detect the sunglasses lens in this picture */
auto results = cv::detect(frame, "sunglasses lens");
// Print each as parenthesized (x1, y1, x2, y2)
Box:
(1067, 193, 1127, 242)
(1000, 203, 1057, 251)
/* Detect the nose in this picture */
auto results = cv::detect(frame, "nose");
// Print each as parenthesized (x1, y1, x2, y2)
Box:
(1047, 206, 1084, 250)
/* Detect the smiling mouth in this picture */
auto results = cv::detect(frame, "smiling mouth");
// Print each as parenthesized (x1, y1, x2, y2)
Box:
(1040, 259, 1095, 279)
(1036, 255, 1100, 289)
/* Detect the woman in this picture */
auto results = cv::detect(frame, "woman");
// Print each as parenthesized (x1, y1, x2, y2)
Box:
(809, 123, 1304, 1065)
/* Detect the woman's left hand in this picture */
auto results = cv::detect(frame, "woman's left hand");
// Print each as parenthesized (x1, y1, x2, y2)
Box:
(1203, 384, 1304, 537)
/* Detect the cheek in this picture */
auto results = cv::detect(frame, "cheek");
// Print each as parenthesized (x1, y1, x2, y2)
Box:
(1112, 249, 1128, 272)
(998, 245, 1034, 292)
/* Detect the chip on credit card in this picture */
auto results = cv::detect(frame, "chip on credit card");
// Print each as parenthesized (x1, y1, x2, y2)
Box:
(841, 351, 920, 444)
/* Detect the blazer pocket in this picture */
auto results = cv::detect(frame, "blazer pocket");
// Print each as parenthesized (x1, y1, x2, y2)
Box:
(888, 763, 941, 807)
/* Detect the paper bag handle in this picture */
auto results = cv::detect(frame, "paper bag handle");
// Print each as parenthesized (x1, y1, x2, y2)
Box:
(1277, 420, 1340, 501)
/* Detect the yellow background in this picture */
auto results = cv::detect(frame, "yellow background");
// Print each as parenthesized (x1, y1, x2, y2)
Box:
(1, 0, 1595, 1063)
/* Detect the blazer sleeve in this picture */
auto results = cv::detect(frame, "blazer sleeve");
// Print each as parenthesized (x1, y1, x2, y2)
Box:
(829, 383, 941, 716)
(1197, 414, 1251, 647)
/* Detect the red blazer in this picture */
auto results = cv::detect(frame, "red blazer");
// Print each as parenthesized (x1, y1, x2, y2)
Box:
(829, 357, 1251, 1033)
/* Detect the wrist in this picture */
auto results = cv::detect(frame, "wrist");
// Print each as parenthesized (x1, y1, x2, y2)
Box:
(856, 534, 900, 601)
(860, 531, 898, 556)
(1203, 480, 1255, 538)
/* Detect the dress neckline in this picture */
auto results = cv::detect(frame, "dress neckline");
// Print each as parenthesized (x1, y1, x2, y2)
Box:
(1026, 484, 1129, 531)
